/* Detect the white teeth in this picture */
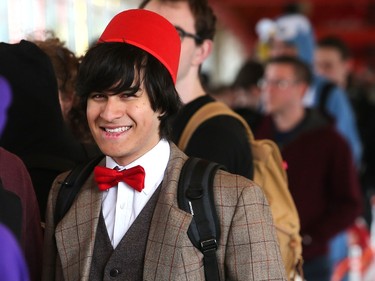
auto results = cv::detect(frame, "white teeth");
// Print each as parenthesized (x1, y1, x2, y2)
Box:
(105, 126, 130, 133)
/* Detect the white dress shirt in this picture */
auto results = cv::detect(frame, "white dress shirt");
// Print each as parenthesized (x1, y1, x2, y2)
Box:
(101, 139, 170, 248)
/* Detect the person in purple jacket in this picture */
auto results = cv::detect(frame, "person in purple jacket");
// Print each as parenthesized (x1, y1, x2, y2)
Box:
(0, 223, 29, 281)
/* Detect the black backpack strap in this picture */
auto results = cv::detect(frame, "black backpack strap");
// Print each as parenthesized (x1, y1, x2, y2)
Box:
(54, 154, 104, 225)
(177, 157, 224, 281)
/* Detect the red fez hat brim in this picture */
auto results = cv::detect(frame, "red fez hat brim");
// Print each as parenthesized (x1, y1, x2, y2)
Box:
(99, 9, 180, 84)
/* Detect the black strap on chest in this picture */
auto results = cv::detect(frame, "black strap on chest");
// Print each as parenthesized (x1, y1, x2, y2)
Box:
(54, 155, 103, 225)
(177, 157, 223, 281)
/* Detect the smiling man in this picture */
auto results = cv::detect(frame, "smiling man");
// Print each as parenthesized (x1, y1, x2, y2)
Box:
(41, 8, 286, 281)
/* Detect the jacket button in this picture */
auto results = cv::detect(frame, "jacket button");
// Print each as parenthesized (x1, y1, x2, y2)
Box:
(110, 268, 120, 277)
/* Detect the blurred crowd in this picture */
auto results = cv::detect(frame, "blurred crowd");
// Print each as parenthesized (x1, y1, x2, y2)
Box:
(1, 1, 375, 281)
(209, 5, 375, 280)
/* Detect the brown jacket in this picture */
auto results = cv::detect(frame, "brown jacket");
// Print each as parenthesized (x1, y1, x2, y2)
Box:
(42, 143, 286, 280)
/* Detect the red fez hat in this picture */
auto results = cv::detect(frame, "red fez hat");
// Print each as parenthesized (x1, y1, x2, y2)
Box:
(99, 9, 180, 83)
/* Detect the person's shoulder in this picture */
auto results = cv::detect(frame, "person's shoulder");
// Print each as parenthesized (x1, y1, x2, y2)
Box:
(315, 75, 349, 100)
(183, 96, 247, 134)
(213, 168, 261, 193)
(324, 125, 351, 146)
(55, 170, 73, 183)
(0, 148, 31, 182)
(190, 104, 250, 148)
(308, 118, 351, 151)
(204, 114, 246, 132)
(0, 147, 25, 167)
(52, 154, 106, 190)
(212, 169, 269, 211)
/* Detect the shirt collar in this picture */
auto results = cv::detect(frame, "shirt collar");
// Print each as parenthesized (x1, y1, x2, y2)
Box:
(105, 139, 170, 195)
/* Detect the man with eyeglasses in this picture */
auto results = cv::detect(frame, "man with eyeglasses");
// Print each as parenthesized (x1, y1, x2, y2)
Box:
(257, 13, 362, 169)
(140, 0, 254, 180)
(255, 56, 363, 281)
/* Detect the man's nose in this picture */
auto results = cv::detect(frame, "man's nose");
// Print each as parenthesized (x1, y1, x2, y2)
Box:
(100, 97, 124, 121)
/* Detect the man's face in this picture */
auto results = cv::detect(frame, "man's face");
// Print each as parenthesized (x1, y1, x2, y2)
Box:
(261, 63, 304, 115)
(143, 1, 199, 83)
(86, 84, 161, 166)
(314, 47, 349, 88)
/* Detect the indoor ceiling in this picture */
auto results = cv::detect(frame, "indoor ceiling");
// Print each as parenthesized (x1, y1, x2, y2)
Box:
(208, 0, 375, 63)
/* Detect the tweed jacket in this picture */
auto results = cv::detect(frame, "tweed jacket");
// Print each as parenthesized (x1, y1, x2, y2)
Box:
(42, 143, 286, 281)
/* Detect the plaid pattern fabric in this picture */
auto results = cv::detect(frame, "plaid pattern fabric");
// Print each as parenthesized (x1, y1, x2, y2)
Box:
(42, 143, 286, 281)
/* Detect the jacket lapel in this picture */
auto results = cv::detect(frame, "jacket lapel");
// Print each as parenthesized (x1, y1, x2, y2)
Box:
(143, 144, 195, 280)
(55, 161, 103, 281)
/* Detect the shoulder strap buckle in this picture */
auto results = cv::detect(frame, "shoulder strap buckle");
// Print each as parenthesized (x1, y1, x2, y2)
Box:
(201, 238, 218, 253)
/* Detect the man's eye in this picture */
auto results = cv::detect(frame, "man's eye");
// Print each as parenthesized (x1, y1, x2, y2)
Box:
(120, 89, 141, 99)
(90, 93, 105, 99)
(119, 93, 132, 98)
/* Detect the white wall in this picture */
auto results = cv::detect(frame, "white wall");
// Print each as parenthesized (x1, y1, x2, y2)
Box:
(204, 25, 246, 88)
(0, 0, 245, 86)
(0, 0, 139, 56)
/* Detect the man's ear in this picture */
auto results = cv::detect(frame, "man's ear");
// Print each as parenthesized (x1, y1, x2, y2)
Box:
(192, 39, 213, 66)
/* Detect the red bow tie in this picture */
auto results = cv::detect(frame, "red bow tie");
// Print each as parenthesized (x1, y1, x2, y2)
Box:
(94, 165, 145, 192)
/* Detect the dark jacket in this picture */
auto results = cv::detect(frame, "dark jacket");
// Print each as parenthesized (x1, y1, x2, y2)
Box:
(255, 109, 363, 260)
(0, 40, 90, 221)
(172, 95, 253, 179)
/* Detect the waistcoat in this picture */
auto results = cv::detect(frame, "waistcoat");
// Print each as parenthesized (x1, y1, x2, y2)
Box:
(89, 185, 161, 281)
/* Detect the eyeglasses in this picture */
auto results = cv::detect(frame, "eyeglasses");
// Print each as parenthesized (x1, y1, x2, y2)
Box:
(258, 78, 300, 90)
(174, 26, 203, 44)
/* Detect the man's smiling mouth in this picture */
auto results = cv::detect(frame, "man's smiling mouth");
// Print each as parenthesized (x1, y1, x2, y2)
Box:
(103, 126, 131, 133)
